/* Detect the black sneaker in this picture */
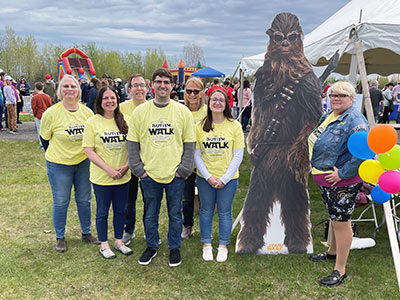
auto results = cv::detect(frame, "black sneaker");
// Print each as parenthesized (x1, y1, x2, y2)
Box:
(169, 248, 182, 267)
(138, 247, 157, 266)
(81, 233, 100, 245)
(55, 238, 67, 252)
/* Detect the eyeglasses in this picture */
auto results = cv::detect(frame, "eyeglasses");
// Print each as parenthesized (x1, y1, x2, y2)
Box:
(154, 80, 171, 85)
(186, 89, 201, 95)
(272, 31, 299, 44)
(62, 85, 78, 89)
(329, 94, 349, 98)
(210, 98, 225, 103)
(132, 83, 146, 88)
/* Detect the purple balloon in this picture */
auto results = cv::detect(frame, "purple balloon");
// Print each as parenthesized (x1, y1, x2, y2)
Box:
(378, 171, 400, 194)
(370, 185, 391, 204)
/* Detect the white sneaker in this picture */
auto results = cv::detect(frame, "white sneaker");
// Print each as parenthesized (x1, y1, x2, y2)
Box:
(114, 243, 133, 255)
(216, 247, 228, 262)
(202, 246, 213, 261)
(100, 247, 116, 259)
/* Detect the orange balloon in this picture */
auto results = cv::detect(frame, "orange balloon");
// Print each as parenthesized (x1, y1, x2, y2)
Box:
(367, 125, 398, 154)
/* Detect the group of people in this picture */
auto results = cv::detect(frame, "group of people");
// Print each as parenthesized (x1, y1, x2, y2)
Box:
(39, 68, 244, 267)
(2, 63, 368, 286)
(0, 72, 32, 133)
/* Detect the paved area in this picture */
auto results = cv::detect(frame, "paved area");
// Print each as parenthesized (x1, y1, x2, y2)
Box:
(0, 121, 38, 141)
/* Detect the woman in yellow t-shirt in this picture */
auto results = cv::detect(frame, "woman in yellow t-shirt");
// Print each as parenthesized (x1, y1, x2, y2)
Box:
(181, 77, 207, 239)
(83, 86, 133, 259)
(40, 75, 98, 253)
(194, 89, 244, 262)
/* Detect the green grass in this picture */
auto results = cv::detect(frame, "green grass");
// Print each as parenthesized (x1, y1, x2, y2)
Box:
(0, 140, 398, 299)
(19, 113, 34, 122)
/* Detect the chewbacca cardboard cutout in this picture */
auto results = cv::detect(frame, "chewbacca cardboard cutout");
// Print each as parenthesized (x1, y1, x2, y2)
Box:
(236, 13, 323, 254)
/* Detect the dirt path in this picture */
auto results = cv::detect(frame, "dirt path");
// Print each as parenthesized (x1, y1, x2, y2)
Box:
(0, 121, 38, 141)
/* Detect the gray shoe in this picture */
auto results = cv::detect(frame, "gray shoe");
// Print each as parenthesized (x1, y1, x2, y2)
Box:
(122, 232, 135, 246)
(81, 233, 100, 244)
(181, 226, 193, 240)
(55, 238, 67, 252)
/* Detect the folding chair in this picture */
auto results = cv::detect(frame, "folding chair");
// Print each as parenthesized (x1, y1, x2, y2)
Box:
(351, 184, 379, 238)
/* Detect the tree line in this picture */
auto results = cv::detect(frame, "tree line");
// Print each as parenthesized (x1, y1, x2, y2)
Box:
(0, 27, 205, 84)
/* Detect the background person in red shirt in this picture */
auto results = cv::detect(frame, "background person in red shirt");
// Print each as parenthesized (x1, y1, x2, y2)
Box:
(32, 81, 52, 148)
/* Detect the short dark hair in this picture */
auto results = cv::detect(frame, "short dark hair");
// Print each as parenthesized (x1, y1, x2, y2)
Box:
(152, 68, 173, 82)
(213, 79, 220, 85)
(35, 82, 44, 90)
(127, 74, 145, 89)
(223, 80, 230, 86)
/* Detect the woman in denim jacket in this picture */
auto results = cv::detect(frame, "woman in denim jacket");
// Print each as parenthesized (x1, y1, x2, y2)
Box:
(308, 81, 368, 287)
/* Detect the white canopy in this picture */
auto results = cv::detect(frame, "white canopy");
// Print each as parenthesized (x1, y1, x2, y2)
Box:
(240, 0, 400, 76)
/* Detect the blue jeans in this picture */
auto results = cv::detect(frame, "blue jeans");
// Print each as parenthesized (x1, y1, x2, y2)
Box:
(93, 182, 129, 242)
(197, 176, 238, 245)
(182, 172, 196, 228)
(140, 176, 185, 250)
(242, 106, 252, 131)
(46, 159, 92, 238)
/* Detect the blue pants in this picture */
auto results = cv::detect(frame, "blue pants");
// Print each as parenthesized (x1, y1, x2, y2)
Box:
(182, 172, 196, 228)
(197, 176, 238, 245)
(46, 159, 92, 238)
(93, 182, 129, 242)
(242, 106, 252, 130)
(140, 176, 185, 250)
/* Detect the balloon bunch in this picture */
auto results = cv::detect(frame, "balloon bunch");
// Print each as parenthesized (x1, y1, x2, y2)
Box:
(348, 124, 399, 204)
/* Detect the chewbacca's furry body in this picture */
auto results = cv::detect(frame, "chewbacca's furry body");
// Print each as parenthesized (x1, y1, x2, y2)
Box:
(236, 13, 323, 254)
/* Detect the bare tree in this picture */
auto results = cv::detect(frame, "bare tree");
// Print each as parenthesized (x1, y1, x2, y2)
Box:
(182, 43, 206, 68)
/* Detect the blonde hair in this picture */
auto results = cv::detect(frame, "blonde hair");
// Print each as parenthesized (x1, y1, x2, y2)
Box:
(56, 75, 82, 101)
(184, 77, 205, 108)
(330, 81, 355, 97)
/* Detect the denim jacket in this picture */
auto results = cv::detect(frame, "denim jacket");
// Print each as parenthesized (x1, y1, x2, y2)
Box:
(310, 105, 369, 179)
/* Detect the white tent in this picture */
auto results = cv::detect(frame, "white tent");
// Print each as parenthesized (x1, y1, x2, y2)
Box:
(305, 0, 400, 75)
(240, 0, 400, 76)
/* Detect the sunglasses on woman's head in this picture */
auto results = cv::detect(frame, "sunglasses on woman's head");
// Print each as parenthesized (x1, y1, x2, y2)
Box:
(186, 89, 201, 95)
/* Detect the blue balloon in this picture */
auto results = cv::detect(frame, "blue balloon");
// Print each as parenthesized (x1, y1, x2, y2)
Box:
(371, 185, 391, 204)
(347, 131, 376, 160)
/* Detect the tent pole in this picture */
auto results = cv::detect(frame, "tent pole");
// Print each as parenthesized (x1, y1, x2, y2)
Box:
(232, 63, 240, 79)
(355, 40, 400, 292)
(349, 53, 358, 85)
(239, 68, 244, 123)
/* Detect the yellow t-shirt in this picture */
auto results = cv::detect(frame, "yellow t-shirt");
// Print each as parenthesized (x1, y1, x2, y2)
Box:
(308, 112, 339, 175)
(196, 118, 244, 179)
(82, 114, 131, 185)
(40, 102, 94, 165)
(191, 104, 207, 124)
(127, 100, 195, 184)
(120, 100, 144, 116)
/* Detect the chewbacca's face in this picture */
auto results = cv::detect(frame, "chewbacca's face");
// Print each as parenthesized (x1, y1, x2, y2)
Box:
(270, 30, 301, 55)
(265, 12, 304, 59)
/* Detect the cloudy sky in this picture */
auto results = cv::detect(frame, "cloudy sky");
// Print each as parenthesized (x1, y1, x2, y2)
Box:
(1, 0, 350, 75)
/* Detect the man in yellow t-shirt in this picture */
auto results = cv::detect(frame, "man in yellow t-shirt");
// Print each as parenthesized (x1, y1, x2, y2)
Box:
(127, 69, 195, 267)
(119, 74, 147, 246)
